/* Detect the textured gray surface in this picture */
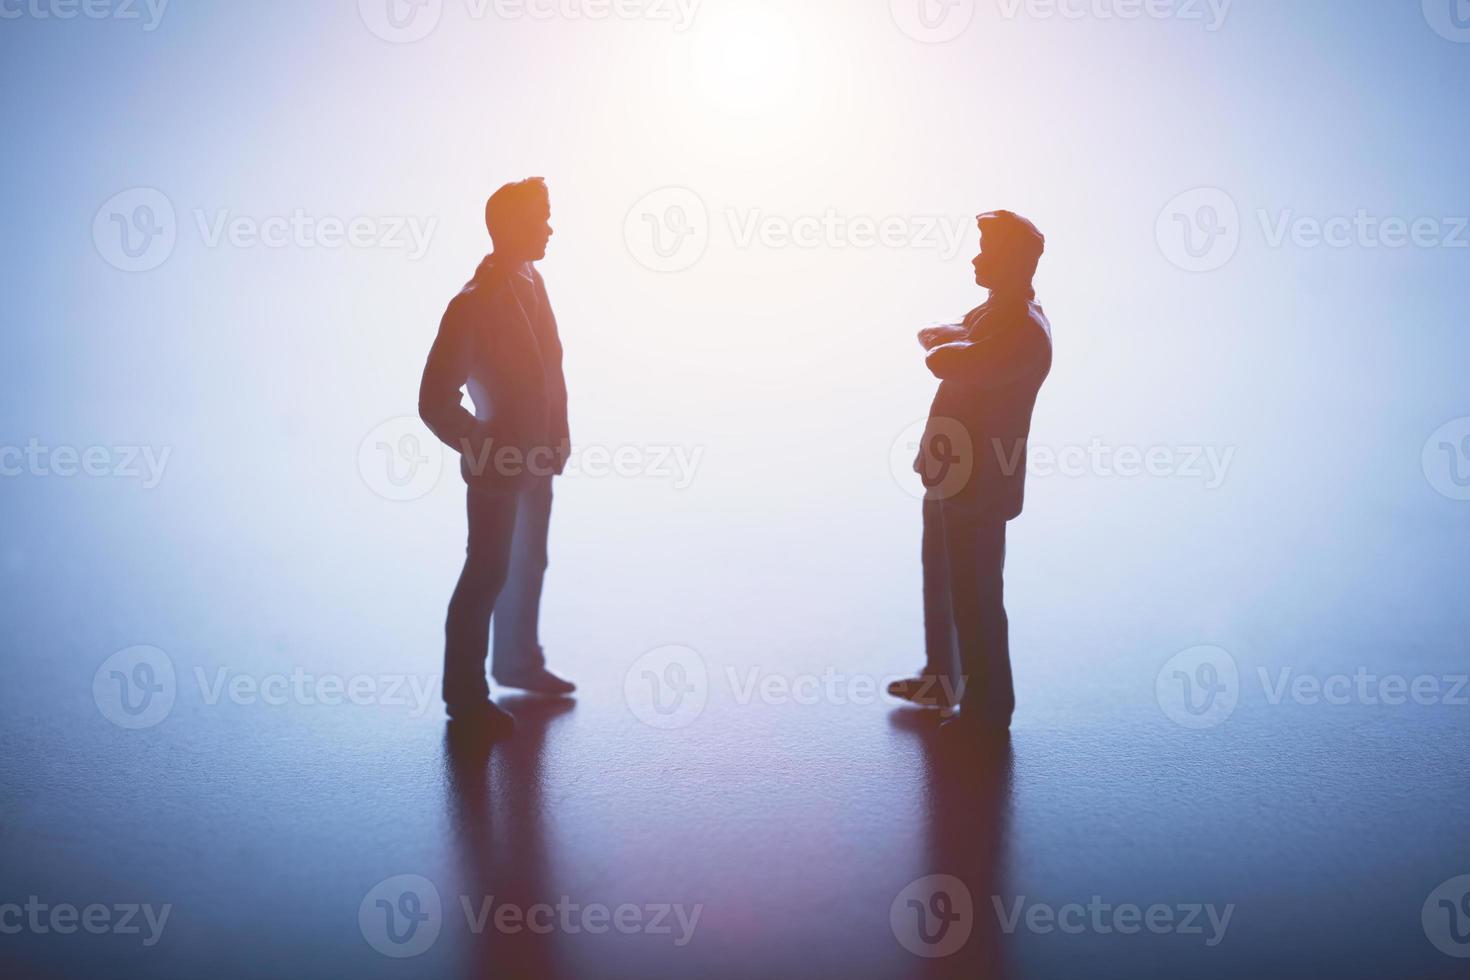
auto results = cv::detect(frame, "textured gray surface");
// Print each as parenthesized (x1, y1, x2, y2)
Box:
(2, 482, 1467, 979)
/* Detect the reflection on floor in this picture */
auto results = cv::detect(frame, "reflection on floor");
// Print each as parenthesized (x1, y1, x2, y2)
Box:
(4, 491, 1468, 979)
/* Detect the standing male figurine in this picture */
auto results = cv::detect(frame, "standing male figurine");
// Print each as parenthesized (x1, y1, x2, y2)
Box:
(888, 211, 1052, 739)
(420, 177, 576, 736)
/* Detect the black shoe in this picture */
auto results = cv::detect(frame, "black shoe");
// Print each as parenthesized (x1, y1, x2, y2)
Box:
(939, 710, 1011, 743)
(887, 673, 958, 709)
(493, 666, 576, 697)
(446, 699, 516, 738)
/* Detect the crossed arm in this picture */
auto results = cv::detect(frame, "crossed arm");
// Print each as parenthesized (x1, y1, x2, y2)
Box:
(917, 322, 969, 352)
(919, 318, 1048, 390)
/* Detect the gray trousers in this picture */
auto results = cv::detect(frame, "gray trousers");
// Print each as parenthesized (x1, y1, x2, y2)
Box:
(922, 498, 1015, 722)
(443, 480, 553, 706)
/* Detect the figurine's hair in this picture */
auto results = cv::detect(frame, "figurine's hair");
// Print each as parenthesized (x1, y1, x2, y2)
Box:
(485, 177, 549, 240)
(977, 210, 1045, 280)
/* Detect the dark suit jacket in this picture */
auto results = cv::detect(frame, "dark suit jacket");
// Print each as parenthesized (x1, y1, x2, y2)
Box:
(919, 296, 1053, 521)
(419, 256, 570, 494)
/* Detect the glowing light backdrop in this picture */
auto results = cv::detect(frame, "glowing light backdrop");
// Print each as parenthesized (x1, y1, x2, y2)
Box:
(5, 1, 1468, 675)
(4, 2, 1470, 977)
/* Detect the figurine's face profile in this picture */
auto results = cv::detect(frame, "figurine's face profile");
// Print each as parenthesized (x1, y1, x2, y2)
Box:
(971, 214, 1043, 292)
(487, 180, 554, 263)
(972, 227, 1001, 288)
(506, 197, 554, 262)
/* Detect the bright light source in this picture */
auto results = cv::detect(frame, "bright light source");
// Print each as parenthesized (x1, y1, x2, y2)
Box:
(693, 9, 802, 116)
